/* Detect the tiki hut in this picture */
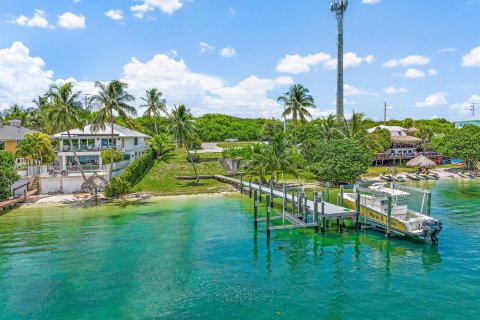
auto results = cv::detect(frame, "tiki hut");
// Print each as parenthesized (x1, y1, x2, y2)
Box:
(391, 135, 423, 148)
(406, 155, 436, 169)
(81, 173, 109, 204)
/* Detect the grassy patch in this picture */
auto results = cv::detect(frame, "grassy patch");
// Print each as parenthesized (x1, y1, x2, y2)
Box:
(216, 141, 260, 148)
(132, 148, 231, 196)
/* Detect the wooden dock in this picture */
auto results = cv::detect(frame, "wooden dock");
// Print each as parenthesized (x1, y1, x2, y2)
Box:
(214, 175, 358, 234)
(0, 189, 38, 211)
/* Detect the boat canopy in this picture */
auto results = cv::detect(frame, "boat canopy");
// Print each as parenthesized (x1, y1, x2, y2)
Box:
(368, 184, 410, 197)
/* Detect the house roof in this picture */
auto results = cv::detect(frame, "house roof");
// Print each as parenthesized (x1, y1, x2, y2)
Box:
(53, 123, 151, 139)
(367, 125, 407, 136)
(454, 116, 480, 123)
(0, 125, 35, 141)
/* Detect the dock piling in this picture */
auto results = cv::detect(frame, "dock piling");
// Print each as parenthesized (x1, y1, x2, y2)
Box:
(291, 193, 295, 214)
(259, 184, 262, 203)
(303, 196, 308, 223)
(339, 185, 344, 207)
(240, 176, 244, 194)
(249, 178, 252, 198)
(266, 195, 271, 238)
(386, 196, 392, 238)
(314, 193, 319, 232)
(355, 187, 361, 230)
(426, 192, 431, 217)
(325, 182, 330, 203)
(270, 182, 274, 208)
(321, 200, 326, 233)
(254, 190, 258, 230)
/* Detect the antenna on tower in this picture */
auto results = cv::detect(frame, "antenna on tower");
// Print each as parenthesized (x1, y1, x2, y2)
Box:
(330, 0, 349, 118)
(471, 103, 476, 117)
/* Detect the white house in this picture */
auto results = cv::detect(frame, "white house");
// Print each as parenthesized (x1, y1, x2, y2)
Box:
(367, 125, 408, 136)
(53, 123, 151, 169)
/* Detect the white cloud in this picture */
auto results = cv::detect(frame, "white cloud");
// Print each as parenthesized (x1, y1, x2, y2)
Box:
(451, 95, 480, 114)
(364, 54, 375, 63)
(57, 12, 86, 29)
(0, 42, 54, 108)
(219, 46, 236, 58)
(199, 42, 215, 53)
(344, 84, 366, 96)
(105, 9, 124, 21)
(0, 42, 294, 118)
(384, 86, 409, 94)
(403, 68, 426, 78)
(131, 0, 184, 18)
(462, 46, 480, 67)
(438, 48, 457, 53)
(122, 54, 223, 101)
(415, 92, 448, 108)
(276, 52, 332, 74)
(276, 52, 373, 74)
(383, 55, 430, 68)
(362, 0, 382, 5)
(427, 68, 438, 76)
(202, 76, 294, 117)
(11, 10, 52, 29)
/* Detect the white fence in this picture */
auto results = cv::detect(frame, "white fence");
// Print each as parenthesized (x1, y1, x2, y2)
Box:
(26, 160, 131, 177)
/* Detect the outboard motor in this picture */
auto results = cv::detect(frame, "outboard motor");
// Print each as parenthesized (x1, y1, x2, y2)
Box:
(422, 220, 442, 244)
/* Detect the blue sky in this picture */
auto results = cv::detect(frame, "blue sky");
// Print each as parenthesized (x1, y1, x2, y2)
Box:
(1, 0, 480, 121)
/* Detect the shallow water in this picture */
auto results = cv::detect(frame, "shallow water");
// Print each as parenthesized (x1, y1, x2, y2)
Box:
(0, 180, 479, 319)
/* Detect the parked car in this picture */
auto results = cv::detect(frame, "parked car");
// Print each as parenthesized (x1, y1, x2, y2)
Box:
(225, 138, 239, 142)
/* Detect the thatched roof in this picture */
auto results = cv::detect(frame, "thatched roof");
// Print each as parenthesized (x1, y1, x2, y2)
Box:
(391, 135, 422, 147)
(81, 173, 109, 190)
(406, 155, 436, 168)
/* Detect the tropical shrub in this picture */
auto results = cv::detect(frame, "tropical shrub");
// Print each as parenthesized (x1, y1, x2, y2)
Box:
(437, 124, 480, 171)
(104, 148, 156, 197)
(101, 149, 123, 164)
(0, 152, 20, 201)
(186, 153, 200, 163)
(104, 177, 131, 198)
(309, 139, 372, 184)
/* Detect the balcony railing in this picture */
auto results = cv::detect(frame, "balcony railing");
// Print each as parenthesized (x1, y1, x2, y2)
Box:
(56, 145, 123, 152)
(27, 160, 130, 177)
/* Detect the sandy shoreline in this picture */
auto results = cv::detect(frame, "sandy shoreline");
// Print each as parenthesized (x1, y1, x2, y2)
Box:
(17, 191, 239, 208)
(9, 168, 473, 210)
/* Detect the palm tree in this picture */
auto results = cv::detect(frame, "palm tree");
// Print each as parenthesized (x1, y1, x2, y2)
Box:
(318, 114, 339, 142)
(89, 80, 137, 180)
(149, 133, 175, 162)
(141, 88, 167, 135)
(16, 132, 54, 166)
(338, 112, 368, 141)
(46, 82, 87, 180)
(277, 84, 316, 144)
(244, 133, 302, 185)
(168, 105, 199, 182)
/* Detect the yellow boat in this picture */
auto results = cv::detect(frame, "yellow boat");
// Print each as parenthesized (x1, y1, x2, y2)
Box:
(343, 183, 443, 243)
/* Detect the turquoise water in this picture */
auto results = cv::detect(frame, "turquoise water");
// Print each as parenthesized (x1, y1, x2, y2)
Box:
(0, 180, 479, 319)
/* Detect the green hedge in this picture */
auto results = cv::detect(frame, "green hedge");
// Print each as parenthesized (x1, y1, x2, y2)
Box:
(105, 148, 156, 198)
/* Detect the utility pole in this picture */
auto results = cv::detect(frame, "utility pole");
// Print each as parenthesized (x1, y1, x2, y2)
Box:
(384, 101, 389, 125)
(330, 0, 349, 118)
(83, 94, 93, 110)
(471, 103, 476, 117)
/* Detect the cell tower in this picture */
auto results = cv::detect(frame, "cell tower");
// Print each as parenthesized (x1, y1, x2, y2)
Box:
(330, 0, 348, 117)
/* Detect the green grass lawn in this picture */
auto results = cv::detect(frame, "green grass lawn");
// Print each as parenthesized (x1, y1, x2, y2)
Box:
(132, 149, 231, 196)
(215, 141, 260, 149)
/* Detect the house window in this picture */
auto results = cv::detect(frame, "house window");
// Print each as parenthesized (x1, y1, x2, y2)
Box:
(134, 138, 138, 146)
(0, 141, 5, 151)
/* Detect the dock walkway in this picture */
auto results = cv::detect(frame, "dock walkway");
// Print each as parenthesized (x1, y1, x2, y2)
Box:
(214, 175, 356, 232)
(0, 189, 38, 211)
